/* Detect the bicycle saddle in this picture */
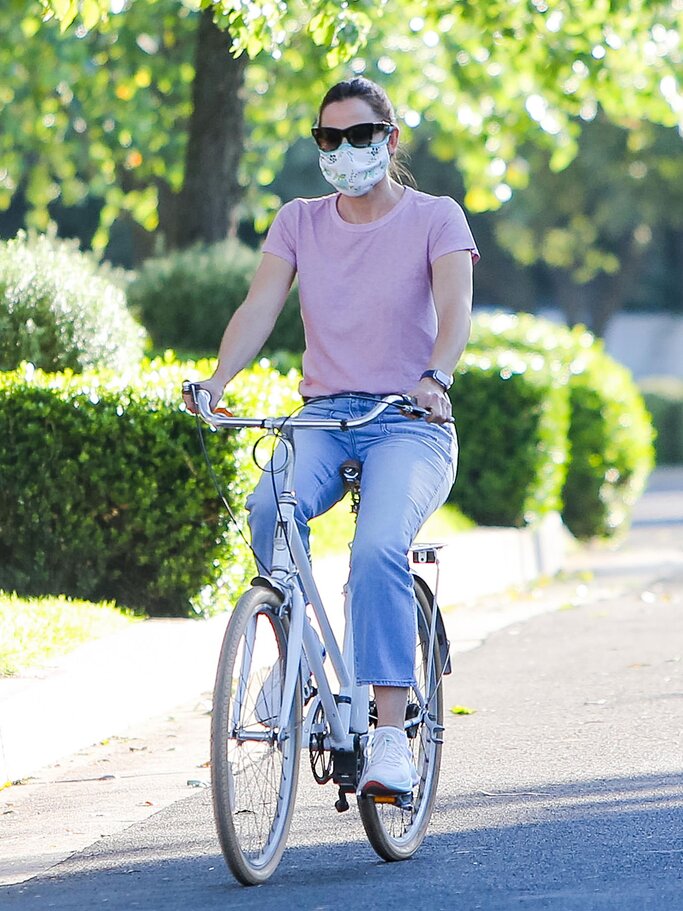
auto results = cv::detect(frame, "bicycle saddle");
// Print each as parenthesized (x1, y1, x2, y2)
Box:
(339, 459, 362, 492)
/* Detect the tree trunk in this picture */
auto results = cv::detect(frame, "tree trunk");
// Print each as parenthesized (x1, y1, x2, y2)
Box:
(551, 271, 587, 328)
(173, 10, 246, 249)
(588, 240, 645, 338)
(550, 237, 647, 338)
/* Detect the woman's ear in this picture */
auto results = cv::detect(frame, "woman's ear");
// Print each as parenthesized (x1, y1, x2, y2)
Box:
(389, 125, 400, 155)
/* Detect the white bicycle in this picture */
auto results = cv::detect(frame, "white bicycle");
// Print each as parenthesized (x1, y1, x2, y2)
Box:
(183, 383, 452, 885)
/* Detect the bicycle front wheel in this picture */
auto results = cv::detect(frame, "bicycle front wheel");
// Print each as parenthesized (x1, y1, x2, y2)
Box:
(358, 579, 444, 861)
(211, 586, 302, 885)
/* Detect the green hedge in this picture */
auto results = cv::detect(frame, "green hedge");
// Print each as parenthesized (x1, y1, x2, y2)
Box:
(0, 231, 147, 373)
(470, 312, 655, 537)
(127, 240, 304, 359)
(0, 357, 299, 617)
(639, 376, 683, 465)
(449, 349, 570, 527)
(0, 308, 656, 621)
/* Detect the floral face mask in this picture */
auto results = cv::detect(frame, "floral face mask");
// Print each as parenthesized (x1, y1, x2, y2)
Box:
(318, 134, 392, 197)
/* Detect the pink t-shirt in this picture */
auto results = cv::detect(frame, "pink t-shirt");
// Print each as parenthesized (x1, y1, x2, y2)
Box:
(262, 186, 479, 398)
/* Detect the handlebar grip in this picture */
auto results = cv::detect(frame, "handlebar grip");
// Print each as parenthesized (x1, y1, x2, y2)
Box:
(182, 382, 233, 417)
(397, 395, 455, 424)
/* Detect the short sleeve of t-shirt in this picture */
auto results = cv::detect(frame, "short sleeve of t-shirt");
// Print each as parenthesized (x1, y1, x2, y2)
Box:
(428, 197, 480, 265)
(262, 201, 298, 268)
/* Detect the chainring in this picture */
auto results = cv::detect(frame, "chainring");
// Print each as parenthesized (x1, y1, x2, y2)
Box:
(308, 702, 333, 784)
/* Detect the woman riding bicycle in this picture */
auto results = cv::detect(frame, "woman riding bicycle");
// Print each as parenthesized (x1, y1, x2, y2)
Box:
(184, 76, 478, 798)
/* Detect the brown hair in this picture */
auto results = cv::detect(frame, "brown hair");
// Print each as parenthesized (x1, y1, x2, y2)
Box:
(318, 77, 414, 186)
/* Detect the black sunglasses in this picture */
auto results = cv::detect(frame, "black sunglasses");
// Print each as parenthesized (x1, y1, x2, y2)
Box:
(311, 121, 394, 152)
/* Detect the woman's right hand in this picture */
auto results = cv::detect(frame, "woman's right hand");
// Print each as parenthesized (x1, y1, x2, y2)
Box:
(182, 376, 226, 415)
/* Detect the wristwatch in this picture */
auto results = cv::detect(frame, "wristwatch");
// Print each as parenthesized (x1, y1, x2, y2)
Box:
(420, 369, 453, 392)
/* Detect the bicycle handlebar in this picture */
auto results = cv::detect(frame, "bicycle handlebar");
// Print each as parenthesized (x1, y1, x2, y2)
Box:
(182, 382, 431, 432)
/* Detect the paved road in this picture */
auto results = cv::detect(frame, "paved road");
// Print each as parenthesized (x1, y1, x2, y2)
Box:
(2, 473, 682, 910)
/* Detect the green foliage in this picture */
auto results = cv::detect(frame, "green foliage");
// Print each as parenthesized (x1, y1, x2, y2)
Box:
(449, 348, 570, 528)
(565, 356, 654, 537)
(493, 120, 683, 284)
(15, 0, 683, 243)
(0, 231, 147, 372)
(38, 0, 111, 33)
(127, 239, 304, 357)
(639, 376, 683, 465)
(3, 0, 195, 242)
(489, 118, 683, 333)
(0, 355, 300, 616)
(470, 312, 655, 537)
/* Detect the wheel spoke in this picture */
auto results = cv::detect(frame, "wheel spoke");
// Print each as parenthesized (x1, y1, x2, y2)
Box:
(358, 580, 443, 859)
(211, 589, 301, 884)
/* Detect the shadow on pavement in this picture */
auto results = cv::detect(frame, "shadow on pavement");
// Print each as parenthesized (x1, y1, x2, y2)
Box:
(2, 771, 682, 911)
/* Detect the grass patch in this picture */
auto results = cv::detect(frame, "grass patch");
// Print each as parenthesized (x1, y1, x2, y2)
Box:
(310, 500, 474, 560)
(0, 592, 139, 677)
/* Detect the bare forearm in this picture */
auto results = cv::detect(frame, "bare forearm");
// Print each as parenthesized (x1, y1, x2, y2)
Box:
(426, 307, 471, 375)
(409, 251, 473, 423)
(211, 301, 279, 386)
(208, 252, 295, 389)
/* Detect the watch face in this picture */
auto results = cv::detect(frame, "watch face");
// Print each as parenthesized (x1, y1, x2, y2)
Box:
(422, 369, 452, 390)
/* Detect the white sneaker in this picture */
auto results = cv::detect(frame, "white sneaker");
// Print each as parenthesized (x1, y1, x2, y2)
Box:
(358, 726, 420, 796)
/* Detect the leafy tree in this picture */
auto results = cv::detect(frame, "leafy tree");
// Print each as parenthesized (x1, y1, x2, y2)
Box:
(491, 117, 683, 333)
(2, 1, 237, 251)
(4, 0, 681, 256)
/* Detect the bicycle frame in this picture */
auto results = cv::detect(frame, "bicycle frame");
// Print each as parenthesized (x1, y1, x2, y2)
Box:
(185, 385, 447, 756)
(252, 427, 368, 753)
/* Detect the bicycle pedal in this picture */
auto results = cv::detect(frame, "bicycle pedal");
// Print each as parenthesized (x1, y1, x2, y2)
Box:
(373, 791, 413, 810)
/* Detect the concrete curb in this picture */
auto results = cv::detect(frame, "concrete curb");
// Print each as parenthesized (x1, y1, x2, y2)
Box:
(0, 617, 227, 786)
(0, 513, 569, 785)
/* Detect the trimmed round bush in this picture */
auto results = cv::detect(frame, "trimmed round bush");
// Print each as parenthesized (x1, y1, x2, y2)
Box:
(470, 312, 655, 538)
(639, 376, 683, 465)
(449, 348, 570, 527)
(127, 240, 304, 358)
(0, 356, 300, 616)
(0, 231, 147, 372)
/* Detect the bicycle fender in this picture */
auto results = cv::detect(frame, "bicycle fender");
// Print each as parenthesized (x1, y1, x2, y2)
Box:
(250, 575, 287, 603)
(412, 573, 452, 675)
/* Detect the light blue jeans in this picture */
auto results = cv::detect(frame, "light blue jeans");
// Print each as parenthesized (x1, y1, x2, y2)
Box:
(246, 394, 458, 686)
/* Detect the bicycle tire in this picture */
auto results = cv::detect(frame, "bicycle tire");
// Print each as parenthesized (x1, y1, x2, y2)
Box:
(358, 579, 444, 861)
(211, 586, 302, 885)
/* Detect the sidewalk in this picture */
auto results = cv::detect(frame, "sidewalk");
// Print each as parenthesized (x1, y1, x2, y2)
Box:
(1, 470, 680, 787)
(447, 466, 683, 653)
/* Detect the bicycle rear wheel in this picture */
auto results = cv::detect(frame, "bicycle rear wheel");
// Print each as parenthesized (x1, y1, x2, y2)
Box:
(211, 586, 302, 885)
(358, 579, 444, 861)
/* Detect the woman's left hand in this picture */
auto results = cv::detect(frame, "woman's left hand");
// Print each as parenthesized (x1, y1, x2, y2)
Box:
(407, 377, 453, 424)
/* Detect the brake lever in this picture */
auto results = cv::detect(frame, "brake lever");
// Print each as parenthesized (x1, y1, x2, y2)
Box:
(398, 396, 455, 424)
(181, 381, 233, 418)
(400, 403, 430, 419)
(396, 396, 430, 419)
